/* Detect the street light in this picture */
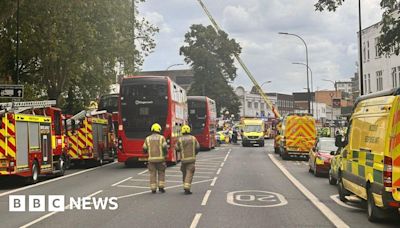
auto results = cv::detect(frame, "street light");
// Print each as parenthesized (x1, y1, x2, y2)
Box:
(293, 62, 314, 115)
(260, 80, 272, 89)
(279, 32, 310, 114)
(166, 63, 184, 71)
(322, 79, 337, 93)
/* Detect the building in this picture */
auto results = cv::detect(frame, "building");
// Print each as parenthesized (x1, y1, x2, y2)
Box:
(359, 21, 400, 94)
(292, 92, 315, 112)
(351, 72, 360, 100)
(138, 69, 194, 90)
(335, 80, 352, 94)
(235, 86, 278, 118)
(294, 102, 327, 121)
(265, 93, 295, 116)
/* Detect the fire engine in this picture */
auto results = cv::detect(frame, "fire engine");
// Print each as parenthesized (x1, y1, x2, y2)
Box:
(66, 109, 115, 166)
(0, 101, 67, 183)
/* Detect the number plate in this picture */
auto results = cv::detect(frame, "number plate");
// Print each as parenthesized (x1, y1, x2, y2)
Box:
(250, 141, 257, 143)
(138, 158, 148, 161)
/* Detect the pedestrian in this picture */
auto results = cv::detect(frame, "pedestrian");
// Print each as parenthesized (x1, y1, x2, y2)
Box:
(143, 123, 168, 194)
(176, 125, 200, 194)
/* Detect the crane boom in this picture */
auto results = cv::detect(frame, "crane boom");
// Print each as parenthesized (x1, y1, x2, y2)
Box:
(196, 0, 281, 118)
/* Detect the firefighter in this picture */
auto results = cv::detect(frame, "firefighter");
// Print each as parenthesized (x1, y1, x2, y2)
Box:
(143, 123, 168, 194)
(176, 125, 200, 194)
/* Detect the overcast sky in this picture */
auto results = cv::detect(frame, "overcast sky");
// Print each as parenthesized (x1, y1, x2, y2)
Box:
(138, 0, 382, 94)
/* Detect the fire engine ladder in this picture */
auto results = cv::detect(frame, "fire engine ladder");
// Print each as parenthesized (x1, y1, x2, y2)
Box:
(0, 100, 57, 114)
(196, 0, 281, 118)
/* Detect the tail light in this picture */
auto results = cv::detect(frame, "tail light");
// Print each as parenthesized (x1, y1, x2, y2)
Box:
(384, 156, 393, 187)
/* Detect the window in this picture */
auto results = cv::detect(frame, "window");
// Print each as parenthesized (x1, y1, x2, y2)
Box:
(260, 103, 265, 110)
(364, 74, 368, 94)
(375, 37, 380, 58)
(376, 71, 383, 91)
(367, 41, 370, 60)
(363, 42, 366, 62)
(368, 74, 371, 93)
(247, 101, 252, 108)
(392, 67, 398, 88)
(254, 102, 258, 109)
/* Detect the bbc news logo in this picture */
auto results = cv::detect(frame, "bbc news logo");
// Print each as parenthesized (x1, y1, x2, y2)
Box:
(9, 195, 118, 212)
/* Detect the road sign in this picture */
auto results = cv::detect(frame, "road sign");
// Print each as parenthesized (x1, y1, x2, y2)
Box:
(226, 190, 288, 208)
(0, 85, 24, 98)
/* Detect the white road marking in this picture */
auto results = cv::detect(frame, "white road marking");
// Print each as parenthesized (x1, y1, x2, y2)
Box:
(330, 194, 363, 210)
(117, 179, 213, 199)
(140, 174, 211, 178)
(195, 165, 220, 168)
(190, 213, 202, 228)
(220, 162, 225, 167)
(268, 154, 349, 228)
(167, 170, 214, 174)
(201, 190, 212, 206)
(196, 157, 226, 161)
(20, 190, 103, 228)
(195, 161, 221, 164)
(194, 167, 217, 171)
(117, 185, 149, 189)
(111, 177, 132, 186)
(129, 179, 183, 183)
(224, 149, 231, 162)
(138, 169, 148, 175)
(226, 190, 288, 208)
(0, 161, 116, 198)
(216, 168, 222, 175)
(210, 177, 218, 186)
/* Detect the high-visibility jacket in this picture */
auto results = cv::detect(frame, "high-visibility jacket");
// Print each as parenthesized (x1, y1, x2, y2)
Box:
(177, 134, 200, 164)
(143, 133, 167, 162)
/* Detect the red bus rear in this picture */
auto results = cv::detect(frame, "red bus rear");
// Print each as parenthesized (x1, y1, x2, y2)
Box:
(188, 96, 217, 150)
(117, 76, 187, 164)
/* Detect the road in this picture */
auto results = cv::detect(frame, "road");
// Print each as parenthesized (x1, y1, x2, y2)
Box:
(0, 140, 399, 227)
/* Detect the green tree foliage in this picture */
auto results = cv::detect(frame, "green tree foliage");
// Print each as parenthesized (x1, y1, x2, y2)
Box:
(315, 0, 400, 56)
(180, 24, 241, 115)
(0, 0, 158, 114)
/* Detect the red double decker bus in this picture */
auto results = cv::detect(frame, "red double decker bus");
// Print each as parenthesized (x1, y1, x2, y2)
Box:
(188, 96, 217, 150)
(117, 76, 187, 165)
(99, 93, 119, 135)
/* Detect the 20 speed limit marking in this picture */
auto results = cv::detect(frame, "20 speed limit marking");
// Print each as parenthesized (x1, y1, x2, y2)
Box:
(227, 190, 288, 208)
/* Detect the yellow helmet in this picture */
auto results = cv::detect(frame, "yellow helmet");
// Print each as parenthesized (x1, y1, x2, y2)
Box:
(151, 123, 162, 133)
(181, 125, 191, 134)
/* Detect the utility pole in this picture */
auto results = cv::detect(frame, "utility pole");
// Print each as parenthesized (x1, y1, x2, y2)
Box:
(16, 0, 20, 84)
(132, 0, 135, 72)
(358, 0, 364, 96)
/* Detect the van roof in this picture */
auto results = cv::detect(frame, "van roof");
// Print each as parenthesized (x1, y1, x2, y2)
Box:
(355, 88, 400, 106)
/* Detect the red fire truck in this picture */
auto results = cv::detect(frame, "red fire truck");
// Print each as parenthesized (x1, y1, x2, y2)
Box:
(0, 101, 67, 183)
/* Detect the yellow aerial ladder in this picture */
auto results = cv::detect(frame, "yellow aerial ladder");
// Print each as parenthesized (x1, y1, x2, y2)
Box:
(196, 0, 281, 119)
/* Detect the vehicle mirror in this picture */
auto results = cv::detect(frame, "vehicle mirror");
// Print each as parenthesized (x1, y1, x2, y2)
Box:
(330, 151, 335, 156)
(71, 119, 76, 133)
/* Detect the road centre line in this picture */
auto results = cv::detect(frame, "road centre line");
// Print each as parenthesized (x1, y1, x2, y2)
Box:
(190, 213, 202, 228)
(0, 161, 116, 198)
(117, 179, 213, 199)
(216, 168, 222, 175)
(223, 149, 231, 162)
(129, 179, 183, 183)
(111, 177, 132, 186)
(220, 162, 225, 167)
(268, 154, 349, 228)
(201, 190, 212, 206)
(210, 177, 218, 186)
(20, 190, 104, 228)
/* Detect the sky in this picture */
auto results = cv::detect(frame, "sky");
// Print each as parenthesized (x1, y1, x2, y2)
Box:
(138, 0, 383, 94)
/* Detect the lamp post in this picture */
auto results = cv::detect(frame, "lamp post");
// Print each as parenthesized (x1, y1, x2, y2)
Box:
(16, 0, 20, 84)
(259, 81, 271, 117)
(166, 63, 184, 71)
(358, 0, 364, 95)
(279, 32, 310, 114)
(293, 62, 313, 115)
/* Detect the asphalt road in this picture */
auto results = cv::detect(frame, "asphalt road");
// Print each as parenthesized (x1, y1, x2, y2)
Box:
(0, 140, 399, 228)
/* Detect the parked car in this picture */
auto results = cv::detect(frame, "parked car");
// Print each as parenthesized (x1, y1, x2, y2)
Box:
(308, 137, 337, 177)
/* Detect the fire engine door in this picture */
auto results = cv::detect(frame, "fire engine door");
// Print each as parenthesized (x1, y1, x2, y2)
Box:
(16, 121, 29, 168)
(40, 124, 51, 166)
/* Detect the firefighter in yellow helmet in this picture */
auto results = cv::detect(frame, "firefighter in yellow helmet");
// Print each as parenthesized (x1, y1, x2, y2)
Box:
(176, 125, 200, 194)
(143, 123, 168, 193)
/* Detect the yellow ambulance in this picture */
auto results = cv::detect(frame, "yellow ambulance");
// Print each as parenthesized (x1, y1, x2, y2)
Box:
(336, 89, 400, 221)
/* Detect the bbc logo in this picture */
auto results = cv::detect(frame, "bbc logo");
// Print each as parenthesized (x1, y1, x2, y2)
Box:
(9, 195, 65, 212)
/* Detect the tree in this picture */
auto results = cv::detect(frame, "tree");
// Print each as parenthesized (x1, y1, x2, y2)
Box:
(180, 24, 242, 115)
(315, 0, 400, 55)
(0, 0, 158, 113)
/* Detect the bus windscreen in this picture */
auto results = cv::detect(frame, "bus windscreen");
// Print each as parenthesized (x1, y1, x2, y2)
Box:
(99, 94, 119, 113)
(121, 80, 168, 138)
